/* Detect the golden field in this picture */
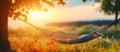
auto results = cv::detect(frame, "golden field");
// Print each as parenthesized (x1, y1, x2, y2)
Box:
(8, 25, 120, 52)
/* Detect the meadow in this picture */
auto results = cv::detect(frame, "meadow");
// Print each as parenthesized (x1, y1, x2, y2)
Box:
(8, 24, 120, 52)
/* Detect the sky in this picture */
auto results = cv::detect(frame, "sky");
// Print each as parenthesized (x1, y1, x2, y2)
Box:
(9, 0, 115, 29)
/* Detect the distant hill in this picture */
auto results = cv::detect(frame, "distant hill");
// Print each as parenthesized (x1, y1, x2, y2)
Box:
(46, 20, 114, 27)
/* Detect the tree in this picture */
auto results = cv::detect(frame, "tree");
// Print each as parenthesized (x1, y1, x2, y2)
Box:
(83, 0, 120, 28)
(0, 0, 65, 52)
(100, 0, 120, 28)
(0, 0, 11, 52)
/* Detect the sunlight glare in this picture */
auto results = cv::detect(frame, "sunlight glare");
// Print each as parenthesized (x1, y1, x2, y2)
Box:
(28, 10, 47, 19)
(27, 9, 58, 27)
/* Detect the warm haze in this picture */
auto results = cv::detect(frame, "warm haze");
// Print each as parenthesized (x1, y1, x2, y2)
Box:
(7, 0, 120, 52)
(9, 1, 114, 29)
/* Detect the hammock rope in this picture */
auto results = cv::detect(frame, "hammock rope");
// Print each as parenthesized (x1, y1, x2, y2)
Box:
(17, 18, 120, 44)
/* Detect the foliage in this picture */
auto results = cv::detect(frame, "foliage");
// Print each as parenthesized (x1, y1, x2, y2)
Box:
(100, 0, 120, 15)
(9, 0, 66, 22)
(83, 0, 120, 15)
(103, 30, 120, 40)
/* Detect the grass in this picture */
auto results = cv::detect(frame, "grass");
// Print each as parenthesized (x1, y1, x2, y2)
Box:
(8, 25, 120, 52)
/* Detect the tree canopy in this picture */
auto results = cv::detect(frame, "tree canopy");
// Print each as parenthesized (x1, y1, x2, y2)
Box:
(100, 0, 120, 15)
(9, 0, 66, 22)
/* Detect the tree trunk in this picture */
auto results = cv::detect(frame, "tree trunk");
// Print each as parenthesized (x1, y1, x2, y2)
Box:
(114, 0, 119, 29)
(0, 0, 13, 52)
(115, 10, 118, 29)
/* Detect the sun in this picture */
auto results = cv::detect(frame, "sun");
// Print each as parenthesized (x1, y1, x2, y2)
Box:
(28, 10, 47, 19)
(27, 9, 57, 25)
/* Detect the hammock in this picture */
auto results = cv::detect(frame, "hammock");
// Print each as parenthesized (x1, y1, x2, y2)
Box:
(18, 18, 120, 44)
(46, 32, 102, 44)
